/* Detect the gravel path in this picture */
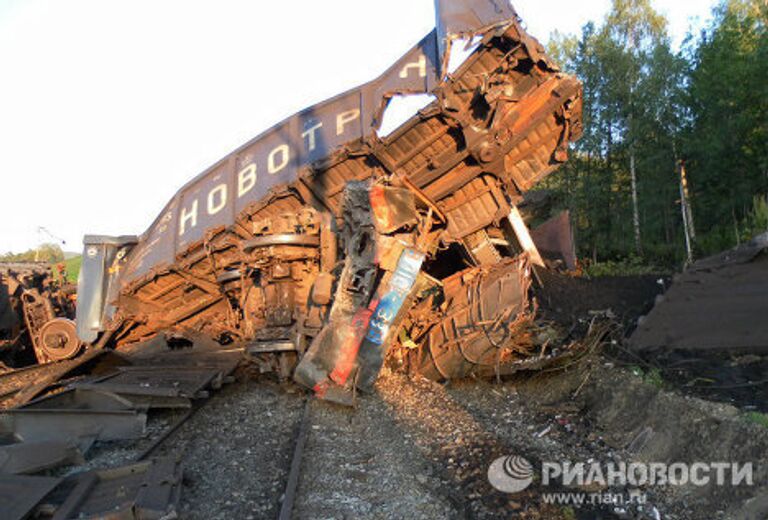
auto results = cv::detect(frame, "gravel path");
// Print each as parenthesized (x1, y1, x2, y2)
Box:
(164, 380, 305, 519)
(293, 385, 457, 520)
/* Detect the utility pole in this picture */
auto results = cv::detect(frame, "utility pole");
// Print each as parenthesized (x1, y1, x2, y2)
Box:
(626, 22, 642, 257)
(678, 160, 696, 265)
(630, 147, 642, 255)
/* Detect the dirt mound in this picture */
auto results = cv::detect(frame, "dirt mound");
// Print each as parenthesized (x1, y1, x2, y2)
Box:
(517, 361, 768, 520)
(533, 270, 665, 329)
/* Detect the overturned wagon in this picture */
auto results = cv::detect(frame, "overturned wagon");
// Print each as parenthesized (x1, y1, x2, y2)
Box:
(76, 0, 582, 402)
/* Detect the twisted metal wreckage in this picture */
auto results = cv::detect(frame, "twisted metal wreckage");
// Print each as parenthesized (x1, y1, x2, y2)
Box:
(0, 264, 78, 366)
(70, 0, 583, 404)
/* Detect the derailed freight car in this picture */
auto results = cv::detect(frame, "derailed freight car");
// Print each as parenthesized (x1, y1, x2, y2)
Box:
(76, 0, 582, 402)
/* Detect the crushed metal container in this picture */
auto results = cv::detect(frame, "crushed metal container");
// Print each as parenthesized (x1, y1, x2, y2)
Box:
(73, 0, 583, 400)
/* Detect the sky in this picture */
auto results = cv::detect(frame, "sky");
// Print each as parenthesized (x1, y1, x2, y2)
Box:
(0, 0, 717, 254)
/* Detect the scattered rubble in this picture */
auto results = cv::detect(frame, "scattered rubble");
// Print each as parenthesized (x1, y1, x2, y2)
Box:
(0, 338, 238, 519)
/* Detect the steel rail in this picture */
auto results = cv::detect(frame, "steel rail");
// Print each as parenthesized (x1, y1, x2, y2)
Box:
(278, 399, 312, 520)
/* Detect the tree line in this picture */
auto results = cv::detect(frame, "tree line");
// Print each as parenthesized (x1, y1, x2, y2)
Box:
(543, 0, 767, 266)
(0, 243, 65, 263)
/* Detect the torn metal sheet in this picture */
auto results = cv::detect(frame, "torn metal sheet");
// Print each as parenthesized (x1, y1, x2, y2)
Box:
(369, 185, 419, 234)
(0, 440, 84, 475)
(403, 255, 534, 380)
(357, 249, 425, 390)
(49, 456, 183, 520)
(629, 234, 768, 353)
(435, 0, 518, 37)
(0, 474, 61, 520)
(329, 308, 373, 386)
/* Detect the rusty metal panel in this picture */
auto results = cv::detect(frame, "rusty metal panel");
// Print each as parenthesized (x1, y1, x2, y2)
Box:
(414, 255, 533, 380)
(441, 176, 509, 239)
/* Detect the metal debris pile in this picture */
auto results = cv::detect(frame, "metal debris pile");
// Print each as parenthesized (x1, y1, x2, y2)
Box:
(0, 339, 239, 519)
(0, 263, 80, 368)
(68, 0, 582, 406)
(1, 457, 183, 520)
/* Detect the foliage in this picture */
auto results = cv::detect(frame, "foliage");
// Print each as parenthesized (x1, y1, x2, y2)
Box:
(684, 0, 768, 255)
(643, 367, 665, 388)
(745, 411, 768, 429)
(0, 243, 65, 263)
(63, 255, 82, 283)
(629, 365, 665, 388)
(583, 255, 667, 278)
(0, 245, 79, 284)
(546, 0, 767, 267)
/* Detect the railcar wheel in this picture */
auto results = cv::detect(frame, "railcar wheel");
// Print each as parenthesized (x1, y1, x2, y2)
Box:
(37, 318, 82, 362)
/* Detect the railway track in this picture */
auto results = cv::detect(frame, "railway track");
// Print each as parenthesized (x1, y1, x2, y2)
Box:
(278, 399, 312, 520)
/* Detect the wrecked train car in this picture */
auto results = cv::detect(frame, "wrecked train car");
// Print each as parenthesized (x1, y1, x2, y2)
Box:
(76, 0, 582, 400)
(1, 263, 79, 367)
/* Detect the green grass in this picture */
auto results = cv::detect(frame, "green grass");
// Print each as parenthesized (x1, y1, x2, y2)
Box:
(63, 255, 82, 283)
(745, 412, 768, 429)
(629, 365, 665, 388)
(643, 367, 664, 388)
